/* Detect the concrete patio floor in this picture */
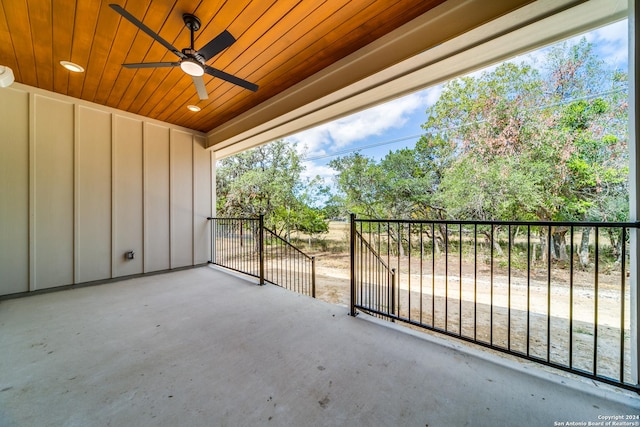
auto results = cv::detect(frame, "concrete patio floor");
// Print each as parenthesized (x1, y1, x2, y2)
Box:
(1, 266, 638, 427)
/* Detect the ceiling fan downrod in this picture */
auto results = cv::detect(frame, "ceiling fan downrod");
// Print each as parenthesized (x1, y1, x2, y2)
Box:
(182, 13, 201, 51)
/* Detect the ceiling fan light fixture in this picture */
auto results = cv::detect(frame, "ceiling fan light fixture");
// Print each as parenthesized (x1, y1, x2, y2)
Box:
(180, 59, 204, 76)
(60, 60, 85, 72)
(187, 105, 201, 112)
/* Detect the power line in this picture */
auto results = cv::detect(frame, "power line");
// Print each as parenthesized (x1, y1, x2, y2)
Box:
(304, 134, 424, 161)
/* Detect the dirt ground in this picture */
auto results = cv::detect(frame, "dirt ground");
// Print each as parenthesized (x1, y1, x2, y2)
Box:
(294, 222, 632, 383)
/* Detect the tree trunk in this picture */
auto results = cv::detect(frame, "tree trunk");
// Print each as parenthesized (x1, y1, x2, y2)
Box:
(397, 225, 405, 257)
(511, 226, 520, 242)
(551, 227, 569, 261)
(434, 237, 442, 255)
(579, 227, 591, 268)
(388, 224, 405, 257)
(438, 224, 448, 256)
(480, 230, 503, 257)
(494, 238, 504, 257)
(493, 239, 504, 257)
(607, 229, 624, 265)
(424, 227, 442, 255)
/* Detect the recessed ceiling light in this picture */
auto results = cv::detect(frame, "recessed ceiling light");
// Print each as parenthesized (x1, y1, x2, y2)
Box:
(187, 105, 201, 112)
(60, 61, 85, 72)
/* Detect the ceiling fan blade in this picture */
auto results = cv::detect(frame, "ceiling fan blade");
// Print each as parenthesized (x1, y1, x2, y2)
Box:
(203, 65, 258, 92)
(109, 4, 186, 59)
(122, 62, 180, 69)
(191, 75, 209, 100)
(197, 30, 236, 61)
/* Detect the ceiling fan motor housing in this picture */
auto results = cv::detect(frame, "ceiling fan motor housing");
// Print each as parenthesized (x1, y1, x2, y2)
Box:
(182, 48, 205, 64)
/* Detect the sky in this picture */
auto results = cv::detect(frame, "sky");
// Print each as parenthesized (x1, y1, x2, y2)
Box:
(283, 19, 629, 185)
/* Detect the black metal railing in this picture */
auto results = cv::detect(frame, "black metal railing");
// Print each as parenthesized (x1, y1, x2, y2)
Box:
(264, 227, 316, 297)
(350, 214, 639, 393)
(209, 216, 316, 297)
(210, 217, 262, 279)
(350, 216, 396, 318)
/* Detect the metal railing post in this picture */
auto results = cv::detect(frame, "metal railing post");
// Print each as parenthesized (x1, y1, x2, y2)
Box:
(311, 256, 316, 298)
(208, 217, 214, 264)
(630, 0, 639, 388)
(259, 214, 265, 286)
(350, 213, 357, 316)
(391, 268, 396, 316)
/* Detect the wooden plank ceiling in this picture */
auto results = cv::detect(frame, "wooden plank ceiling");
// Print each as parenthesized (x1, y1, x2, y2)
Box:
(0, 0, 446, 133)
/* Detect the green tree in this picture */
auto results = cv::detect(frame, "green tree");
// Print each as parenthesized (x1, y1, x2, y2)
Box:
(290, 205, 329, 247)
(542, 38, 628, 222)
(328, 153, 384, 218)
(543, 39, 629, 263)
(419, 61, 551, 222)
(421, 62, 544, 160)
(417, 38, 627, 226)
(321, 194, 347, 220)
(330, 147, 446, 220)
(216, 140, 328, 239)
(436, 155, 543, 221)
(378, 148, 438, 219)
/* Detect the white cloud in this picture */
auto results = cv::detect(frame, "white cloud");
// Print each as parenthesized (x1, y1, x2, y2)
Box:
(587, 20, 628, 68)
(423, 85, 443, 106)
(588, 19, 627, 44)
(287, 90, 434, 157)
(301, 161, 337, 183)
(290, 127, 332, 157)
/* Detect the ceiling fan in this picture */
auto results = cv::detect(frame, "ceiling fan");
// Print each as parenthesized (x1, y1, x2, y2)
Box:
(109, 4, 258, 100)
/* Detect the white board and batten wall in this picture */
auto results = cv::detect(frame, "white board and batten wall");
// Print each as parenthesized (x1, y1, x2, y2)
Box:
(0, 83, 214, 296)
